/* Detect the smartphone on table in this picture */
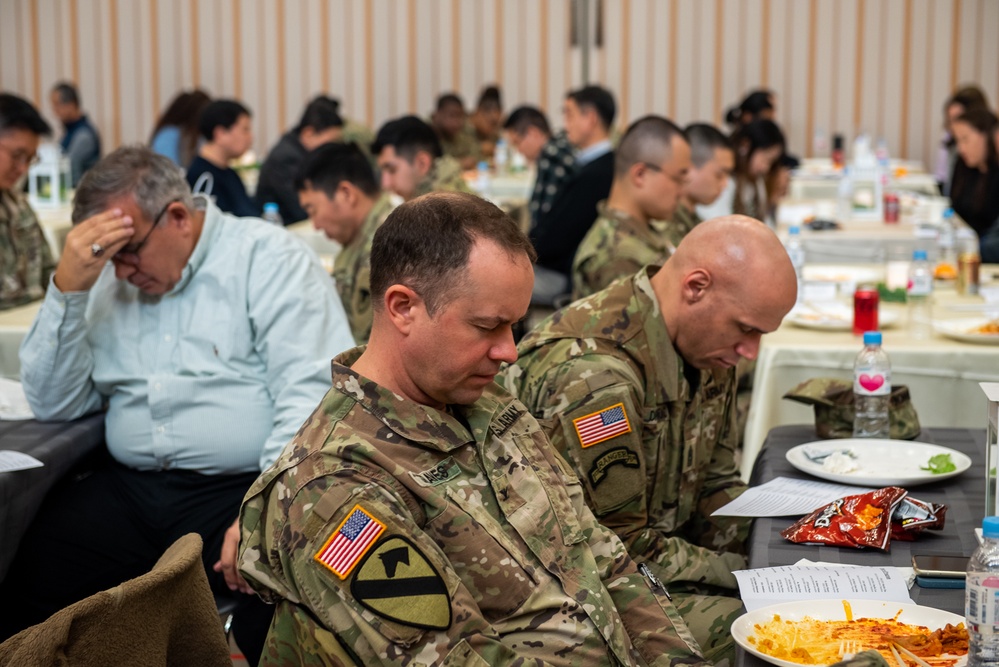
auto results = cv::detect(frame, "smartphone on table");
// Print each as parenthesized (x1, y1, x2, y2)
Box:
(911, 554, 970, 579)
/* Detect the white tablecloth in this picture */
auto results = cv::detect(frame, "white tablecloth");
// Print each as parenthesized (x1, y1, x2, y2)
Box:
(741, 278, 999, 480)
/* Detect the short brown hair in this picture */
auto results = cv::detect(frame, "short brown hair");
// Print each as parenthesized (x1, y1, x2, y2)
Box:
(369, 192, 536, 315)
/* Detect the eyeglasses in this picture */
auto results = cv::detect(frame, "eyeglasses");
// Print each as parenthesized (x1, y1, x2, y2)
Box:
(115, 199, 178, 257)
(642, 162, 687, 187)
(0, 143, 40, 167)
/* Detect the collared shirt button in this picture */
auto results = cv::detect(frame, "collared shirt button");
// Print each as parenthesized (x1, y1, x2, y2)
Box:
(157, 425, 165, 434)
(164, 334, 172, 342)
(154, 382, 162, 391)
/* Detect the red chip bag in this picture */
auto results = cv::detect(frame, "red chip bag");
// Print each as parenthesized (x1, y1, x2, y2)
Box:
(890, 496, 948, 541)
(781, 486, 908, 551)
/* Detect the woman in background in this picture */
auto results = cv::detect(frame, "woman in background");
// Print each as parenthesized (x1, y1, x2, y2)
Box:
(149, 89, 211, 168)
(949, 108, 999, 241)
(934, 85, 990, 195)
(724, 89, 775, 130)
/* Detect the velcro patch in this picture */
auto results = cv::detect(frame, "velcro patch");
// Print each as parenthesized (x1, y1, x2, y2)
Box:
(351, 535, 451, 630)
(314, 504, 385, 579)
(572, 403, 632, 448)
(589, 447, 640, 485)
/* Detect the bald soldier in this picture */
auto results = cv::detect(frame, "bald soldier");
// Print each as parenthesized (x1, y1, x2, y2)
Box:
(503, 216, 798, 664)
(572, 116, 692, 300)
(239, 192, 709, 667)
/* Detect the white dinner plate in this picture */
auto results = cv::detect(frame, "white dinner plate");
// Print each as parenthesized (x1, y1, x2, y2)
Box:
(786, 439, 971, 486)
(786, 303, 900, 331)
(802, 265, 883, 285)
(732, 599, 967, 667)
(934, 318, 999, 345)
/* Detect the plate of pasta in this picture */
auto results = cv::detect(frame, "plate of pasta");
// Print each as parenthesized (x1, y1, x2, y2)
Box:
(732, 599, 968, 667)
(933, 318, 999, 345)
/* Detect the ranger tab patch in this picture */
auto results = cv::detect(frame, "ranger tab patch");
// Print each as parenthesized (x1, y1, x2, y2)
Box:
(351, 535, 451, 630)
(572, 403, 632, 448)
(315, 504, 385, 579)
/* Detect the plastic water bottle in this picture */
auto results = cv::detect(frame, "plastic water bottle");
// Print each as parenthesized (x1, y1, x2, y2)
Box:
(837, 167, 853, 222)
(494, 138, 509, 176)
(875, 138, 890, 172)
(907, 250, 933, 340)
(853, 331, 891, 439)
(262, 202, 283, 226)
(475, 161, 492, 199)
(966, 516, 999, 667)
(786, 226, 805, 288)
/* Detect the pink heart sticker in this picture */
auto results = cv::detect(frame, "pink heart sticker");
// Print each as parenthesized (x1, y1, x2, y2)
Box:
(859, 374, 884, 391)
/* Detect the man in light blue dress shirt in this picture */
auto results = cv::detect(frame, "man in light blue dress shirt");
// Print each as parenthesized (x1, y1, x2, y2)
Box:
(0, 146, 354, 663)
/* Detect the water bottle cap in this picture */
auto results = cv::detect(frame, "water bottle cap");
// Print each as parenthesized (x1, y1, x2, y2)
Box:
(943, 207, 954, 219)
(984, 516, 999, 538)
(912, 250, 927, 260)
(862, 331, 882, 346)
(263, 202, 278, 213)
(477, 161, 489, 171)
(788, 226, 801, 235)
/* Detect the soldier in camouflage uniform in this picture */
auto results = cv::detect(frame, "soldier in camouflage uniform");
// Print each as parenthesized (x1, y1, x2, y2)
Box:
(239, 192, 709, 667)
(666, 124, 735, 248)
(373, 115, 472, 203)
(0, 94, 56, 310)
(430, 93, 483, 170)
(572, 116, 691, 300)
(502, 215, 799, 665)
(296, 143, 395, 343)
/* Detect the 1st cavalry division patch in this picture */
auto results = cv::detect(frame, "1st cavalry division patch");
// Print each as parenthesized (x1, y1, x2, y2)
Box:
(350, 535, 451, 630)
(572, 402, 632, 448)
(315, 504, 385, 579)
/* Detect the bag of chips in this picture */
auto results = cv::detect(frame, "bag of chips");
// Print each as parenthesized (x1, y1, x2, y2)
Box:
(890, 496, 948, 541)
(782, 486, 908, 551)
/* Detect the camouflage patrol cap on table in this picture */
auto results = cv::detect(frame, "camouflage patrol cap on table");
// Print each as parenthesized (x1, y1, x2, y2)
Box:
(783, 377, 921, 440)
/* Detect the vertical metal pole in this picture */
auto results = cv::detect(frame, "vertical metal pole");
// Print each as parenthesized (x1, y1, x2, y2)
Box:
(578, 0, 591, 84)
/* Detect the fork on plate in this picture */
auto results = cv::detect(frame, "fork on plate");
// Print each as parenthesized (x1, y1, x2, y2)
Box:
(838, 639, 861, 660)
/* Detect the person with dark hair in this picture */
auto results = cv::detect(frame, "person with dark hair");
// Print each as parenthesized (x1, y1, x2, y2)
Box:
(185, 98, 259, 217)
(723, 89, 775, 129)
(502, 105, 552, 163)
(372, 115, 471, 201)
(0, 146, 354, 665)
(669, 123, 735, 245)
(0, 93, 56, 310)
(239, 190, 710, 667)
(572, 116, 691, 300)
(935, 85, 991, 194)
(470, 84, 503, 158)
(50, 81, 101, 186)
(702, 119, 785, 224)
(529, 85, 617, 304)
(149, 89, 211, 168)
(255, 96, 344, 224)
(430, 93, 481, 169)
(949, 108, 999, 238)
(296, 142, 394, 343)
(505, 216, 799, 666)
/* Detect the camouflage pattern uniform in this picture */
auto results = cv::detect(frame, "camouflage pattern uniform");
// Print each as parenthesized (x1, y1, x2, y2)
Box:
(667, 204, 702, 249)
(331, 193, 395, 344)
(412, 156, 474, 200)
(0, 190, 55, 310)
(439, 123, 483, 166)
(572, 202, 676, 300)
(239, 346, 709, 667)
(502, 268, 750, 665)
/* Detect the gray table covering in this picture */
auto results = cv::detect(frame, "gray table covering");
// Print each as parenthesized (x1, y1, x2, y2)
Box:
(737, 424, 986, 667)
(0, 414, 105, 582)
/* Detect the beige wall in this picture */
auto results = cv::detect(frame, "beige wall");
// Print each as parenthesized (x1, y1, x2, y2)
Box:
(2, 0, 997, 172)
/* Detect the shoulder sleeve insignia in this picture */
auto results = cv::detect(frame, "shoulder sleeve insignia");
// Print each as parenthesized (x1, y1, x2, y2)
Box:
(589, 447, 640, 485)
(572, 402, 632, 448)
(350, 535, 452, 630)
(314, 504, 385, 580)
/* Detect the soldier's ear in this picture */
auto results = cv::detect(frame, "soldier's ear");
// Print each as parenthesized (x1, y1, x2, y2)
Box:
(681, 268, 711, 304)
(383, 284, 423, 334)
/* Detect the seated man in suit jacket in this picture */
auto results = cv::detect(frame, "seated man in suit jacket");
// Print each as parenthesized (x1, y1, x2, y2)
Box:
(529, 85, 616, 305)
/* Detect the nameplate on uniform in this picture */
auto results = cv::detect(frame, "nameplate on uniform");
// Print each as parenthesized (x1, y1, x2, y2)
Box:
(572, 402, 632, 448)
(314, 504, 385, 579)
(350, 535, 451, 630)
(489, 405, 523, 438)
(589, 447, 640, 485)
(410, 457, 461, 487)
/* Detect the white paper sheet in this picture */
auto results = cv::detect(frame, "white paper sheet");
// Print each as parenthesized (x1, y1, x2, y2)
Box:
(734, 565, 913, 611)
(0, 377, 34, 420)
(0, 450, 43, 472)
(712, 476, 874, 517)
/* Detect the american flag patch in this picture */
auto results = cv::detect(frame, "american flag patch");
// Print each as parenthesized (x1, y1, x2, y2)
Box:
(314, 504, 385, 579)
(572, 403, 632, 448)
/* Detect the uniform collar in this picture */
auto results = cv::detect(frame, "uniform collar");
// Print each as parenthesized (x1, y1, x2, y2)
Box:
(330, 346, 512, 452)
(597, 201, 674, 251)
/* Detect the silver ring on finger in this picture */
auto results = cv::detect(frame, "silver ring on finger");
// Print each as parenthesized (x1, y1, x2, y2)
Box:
(90, 243, 104, 257)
